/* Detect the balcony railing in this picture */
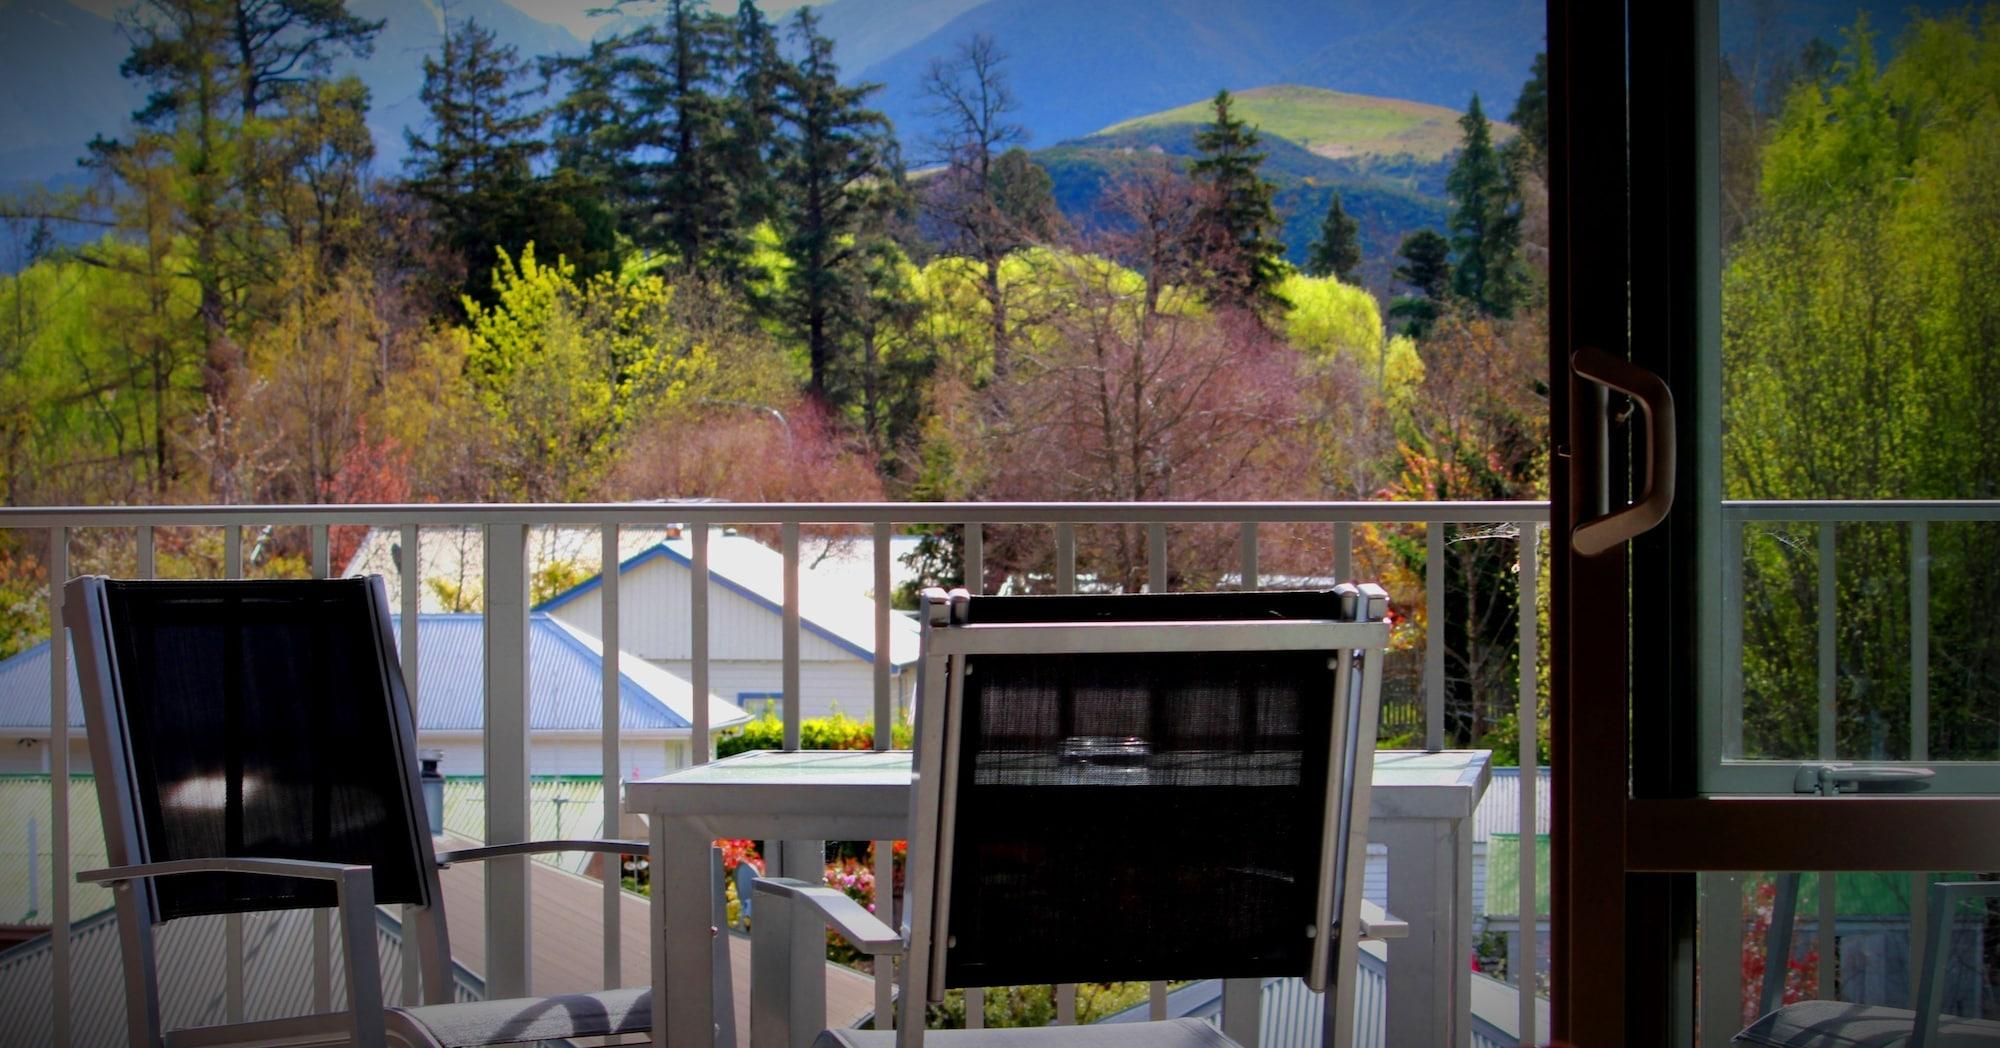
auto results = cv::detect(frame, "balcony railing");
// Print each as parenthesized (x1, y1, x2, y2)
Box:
(0, 499, 1551, 1047)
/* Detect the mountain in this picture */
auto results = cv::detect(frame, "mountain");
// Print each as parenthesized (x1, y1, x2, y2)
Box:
(858, 0, 1542, 158)
(0, 0, 140, 189)
(808, 0, 992, 74)
(1037, 86, 1515, 293)
(1101, 85, 1492, 164)
(344, 0, 580, 174)
(0, 0, 583, 189)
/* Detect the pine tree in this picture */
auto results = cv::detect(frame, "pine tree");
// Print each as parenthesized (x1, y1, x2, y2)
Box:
(775, 7, 902, 399)
(989, 146, 1059, 242)
(649, 0, 740, 270)
(1190, 89, 1287, 315)
(1504, 52, 1548, 180)
(1305, 191, 1361, 281)
(404, 19, 542, 290)
(1388, 229, 1452, 337)
(1446, 94, 1525, 316)
(726, 0, 788, 231)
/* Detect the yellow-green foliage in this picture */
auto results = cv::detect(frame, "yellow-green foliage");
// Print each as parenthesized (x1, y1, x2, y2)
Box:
(458, 244, 713, 499)
(1724, 11, 2000, 761)
(0, 239, 201, 502)
(1280, 271, 1422, 404)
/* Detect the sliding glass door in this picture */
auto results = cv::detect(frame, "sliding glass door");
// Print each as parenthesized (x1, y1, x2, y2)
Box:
(1553, 1, 2000, 1042)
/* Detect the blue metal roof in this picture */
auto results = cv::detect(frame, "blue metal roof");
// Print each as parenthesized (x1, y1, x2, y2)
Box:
(0, 614, 745, 735)
(0, 640, 80, 731)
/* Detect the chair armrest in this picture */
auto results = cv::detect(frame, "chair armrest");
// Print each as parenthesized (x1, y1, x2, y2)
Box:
(753, 877, 902, 955)
(79, 857, 389, 1047)
(80, 856, 371, 884)
(435, 838, 648, 867)
(749, 876, 903, 1048)
(1358, 899, 1408, 941)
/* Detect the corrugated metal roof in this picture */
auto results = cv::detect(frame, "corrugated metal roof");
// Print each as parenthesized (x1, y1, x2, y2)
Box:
(399, 613, 748, 734)
(537, 529, 923, 667)
(0, 639, 81, 731)
(344, 524, 677, 613)
(0, 613, 749, 737)
(0, 899, 482, 1046)
(1473, 767, 1551, 842)
(799, 533, 927, 599)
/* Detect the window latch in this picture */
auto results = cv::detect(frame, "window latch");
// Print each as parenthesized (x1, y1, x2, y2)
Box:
(1792, 763, 1936, 795)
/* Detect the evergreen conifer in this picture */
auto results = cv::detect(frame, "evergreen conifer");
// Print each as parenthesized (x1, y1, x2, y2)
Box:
(1190, 89, 1287, 315)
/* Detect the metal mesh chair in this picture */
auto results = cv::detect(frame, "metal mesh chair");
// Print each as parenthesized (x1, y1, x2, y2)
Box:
(1735, 880, 2000, 1048)
(749, 585, 1401, 1048)
(64, 575, 717, 1048)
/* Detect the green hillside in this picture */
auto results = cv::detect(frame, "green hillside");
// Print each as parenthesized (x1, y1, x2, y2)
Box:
(1036, 85, 1505, 292)
(1097, 84, 1513, 163)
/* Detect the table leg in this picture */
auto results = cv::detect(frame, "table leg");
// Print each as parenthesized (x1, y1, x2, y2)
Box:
(1378, 817, 1466, 1048)
(664, 823, 718, 1047)
(777, 839, 825, 881)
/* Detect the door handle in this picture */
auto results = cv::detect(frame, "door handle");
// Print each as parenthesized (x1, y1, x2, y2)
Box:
(1793, 763, 1936, 795)
(1572, 347, 1676, 556)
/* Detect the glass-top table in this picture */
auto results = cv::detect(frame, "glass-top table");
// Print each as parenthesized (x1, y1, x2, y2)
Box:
(627, 747, 1491, 1047)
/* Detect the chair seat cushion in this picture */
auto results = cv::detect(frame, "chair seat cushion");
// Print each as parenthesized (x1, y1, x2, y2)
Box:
(1735, 1000, 2000, 1047)
(389, 987, 650, 1047)
(815, 1018, 1240, 1048)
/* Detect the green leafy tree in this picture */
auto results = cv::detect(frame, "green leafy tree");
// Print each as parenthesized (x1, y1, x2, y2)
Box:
(106, 0, 382, 500)
(920, 32, 1029, 376)
(772, 8, 903, 399)
(1305, 191, 1361, 282)
(1724, 12, 2000, 761)
(1190, 89, 1287, 316)
(460, 245, 714, 500)
(1445, 94, 1525, 317)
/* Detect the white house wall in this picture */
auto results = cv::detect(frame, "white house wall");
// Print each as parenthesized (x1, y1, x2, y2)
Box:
(549, 556, 889, 668)
(647, 659, 912, 722)
(418, 736, 695, 779)
(3, 735, 700, 779)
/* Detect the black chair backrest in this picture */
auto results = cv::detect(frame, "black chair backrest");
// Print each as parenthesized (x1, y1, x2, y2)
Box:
(941, 590, 1349, 988)
(88, 577, 433, 921)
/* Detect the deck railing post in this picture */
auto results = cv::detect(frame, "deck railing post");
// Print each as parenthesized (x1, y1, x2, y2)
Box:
(1426, 523, 1446, 751)
(693, 523, 711, 764)
(1517, 525, 1539, 1045)
(48, 526, 70, 1048)
(484, 521, 532, 998)
(224, 524, 245, 1023)
(600, 523, 622, 988)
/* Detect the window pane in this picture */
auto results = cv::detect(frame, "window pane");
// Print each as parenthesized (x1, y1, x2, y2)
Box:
(1697, 871, 2000, 1045)
(1710, 3, 2000, 787)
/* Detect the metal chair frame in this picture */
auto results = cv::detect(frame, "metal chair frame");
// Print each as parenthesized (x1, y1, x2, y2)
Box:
(64, 574, 693, 1048)
(750, 583, 1398, 1048)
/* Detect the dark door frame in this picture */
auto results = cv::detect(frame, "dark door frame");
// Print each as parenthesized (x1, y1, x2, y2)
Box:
(1548, 0, 1636, 1040)
(1551, 3, 2000, 1044)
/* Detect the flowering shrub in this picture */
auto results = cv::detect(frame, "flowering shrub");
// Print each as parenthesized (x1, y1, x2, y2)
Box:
(1740, 878, 1818, 1022)
(716, 709, 914, 756)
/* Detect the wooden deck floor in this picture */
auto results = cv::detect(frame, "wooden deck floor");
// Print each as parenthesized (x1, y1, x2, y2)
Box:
(434, 839, 878, 1037)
